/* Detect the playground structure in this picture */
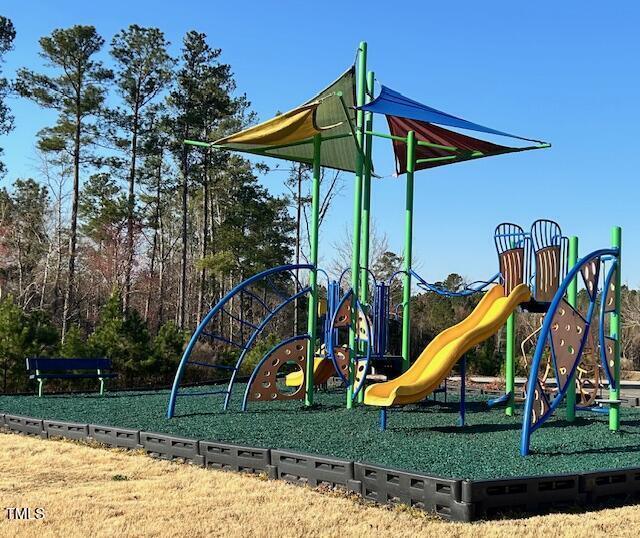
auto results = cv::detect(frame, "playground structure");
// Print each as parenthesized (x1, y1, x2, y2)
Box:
(167, 42, 622, 457)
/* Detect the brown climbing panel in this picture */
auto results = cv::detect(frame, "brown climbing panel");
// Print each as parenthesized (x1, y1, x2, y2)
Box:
(333, 346, 350, 379)
(580, 257, 600, 301)
(529, 378, 550, 426)
(575, 324, 601, 407)
(604, 269, 617, 313)
(549, 298, 587, 390)
(535, 245, 561, 302)
(499, 248, 525, 295)
(601, 335, 616, 373)
(334, 295, 368, 335)
(248, 338, 307, 402)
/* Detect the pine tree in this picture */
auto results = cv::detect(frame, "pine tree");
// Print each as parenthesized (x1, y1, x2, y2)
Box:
(168, 31, 246, 329)
(0, 16, 15, 177)
(138, 111, 174, 326)
(88, 291, 151, 379)
(110, 25, 174, 310)
(79, 173, 128, 298)
(0, 179, 50, 307)
(16, 25, 113, 340)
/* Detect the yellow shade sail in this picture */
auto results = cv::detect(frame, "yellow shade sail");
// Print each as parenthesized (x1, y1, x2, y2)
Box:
(210, 67, 360, 173)
(214, 103, 322, 147)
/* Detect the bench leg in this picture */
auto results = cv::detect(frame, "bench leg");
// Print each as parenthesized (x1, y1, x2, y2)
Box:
(38, 379, 44, 398)
(99, 377, 105, 396)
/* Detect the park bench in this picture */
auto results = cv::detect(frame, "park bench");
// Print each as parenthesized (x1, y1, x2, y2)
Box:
(25, 357, 116, 397)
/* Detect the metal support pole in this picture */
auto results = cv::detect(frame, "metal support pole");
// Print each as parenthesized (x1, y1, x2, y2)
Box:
(566, 235, 579, 421)
(609, 226, 622, 431)
(304, 133, 322, 406)
(458, 356, 466, 427)
(379, 408, 387, 431)
(505, 313, 515, 416)
(401, 130, 416, 372)
(357, 70, 375, 405)
(359, 70, 375, 307)
(347, 41, 367, 408)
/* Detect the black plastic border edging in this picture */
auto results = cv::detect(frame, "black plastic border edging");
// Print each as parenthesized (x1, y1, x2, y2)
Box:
(3, 414, 640, 522)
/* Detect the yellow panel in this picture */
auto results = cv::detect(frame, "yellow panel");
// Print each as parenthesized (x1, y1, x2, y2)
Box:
(215, 103, 320, 147)
(364, 284, 531, 407)
(285, 357, 335, 387)
(318, 298, 327, 317)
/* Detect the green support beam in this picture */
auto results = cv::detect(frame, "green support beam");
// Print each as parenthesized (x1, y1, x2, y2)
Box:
(359, 70, 375, 309)
(609, 225, 622, 431)
(357, 70, 375, 405)
(505, 312, 516, 416)
(347, 41, 367, 408)
(304, 134, 322, 406)
(566, 236, 579, 421)
(401, 130, 416, 372)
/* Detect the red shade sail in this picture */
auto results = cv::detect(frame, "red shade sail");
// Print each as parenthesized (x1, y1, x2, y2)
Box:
(387, 115, 537, 175)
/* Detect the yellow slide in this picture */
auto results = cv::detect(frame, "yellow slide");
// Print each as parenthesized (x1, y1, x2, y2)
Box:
(364, 284, 531, 407)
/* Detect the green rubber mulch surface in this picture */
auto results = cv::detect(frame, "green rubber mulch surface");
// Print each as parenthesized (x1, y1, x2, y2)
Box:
(2, 385, 639, 480)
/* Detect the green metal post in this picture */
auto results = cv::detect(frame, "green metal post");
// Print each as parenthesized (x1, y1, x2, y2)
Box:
(347, 41, 367, 408)
(98, 368, 105, 396)
(505, 313, 516, 416)
(359, 70, 375, 308)
(566, 236, 579, 421)
(305, 133, 322, 406)
(401, 130, 416, 372)
(609, 226, 622, 431)
(357, 70, 375, 404)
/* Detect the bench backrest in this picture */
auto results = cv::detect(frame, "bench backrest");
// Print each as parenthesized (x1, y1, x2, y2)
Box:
(25, 357, 112, 372)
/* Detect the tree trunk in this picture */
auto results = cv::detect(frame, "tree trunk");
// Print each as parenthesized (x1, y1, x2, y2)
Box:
(124, 103, 140, 312)
(40, 239, 53, 309)
(178, 135, 189, 330)
(197, 153, 209, 323)
(158, 226, 166, 326)
(61, 106, 82, 342)
(16, 237, 24, 303)
(144, 227, 157, 324)
(53, 183, 63, 316)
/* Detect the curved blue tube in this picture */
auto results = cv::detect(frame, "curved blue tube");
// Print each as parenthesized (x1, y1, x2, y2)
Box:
(411, 269, 500, 297)
(599, 260, 618, 388)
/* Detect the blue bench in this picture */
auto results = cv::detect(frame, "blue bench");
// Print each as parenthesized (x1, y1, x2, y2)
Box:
(25, 357, 116, 397)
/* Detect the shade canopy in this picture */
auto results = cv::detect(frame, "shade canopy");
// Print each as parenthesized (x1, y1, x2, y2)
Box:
(387, 116, 540, 174)
(212, 67, 360, 172)
(215, 103, 326, 147)
(360, 85, 545, 145)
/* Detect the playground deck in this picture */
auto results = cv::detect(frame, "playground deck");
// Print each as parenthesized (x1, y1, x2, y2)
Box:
(1, 385, 639, 481)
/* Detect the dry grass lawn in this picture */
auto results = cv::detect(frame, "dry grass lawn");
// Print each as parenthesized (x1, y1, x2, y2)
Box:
(1, 432, 640, 537)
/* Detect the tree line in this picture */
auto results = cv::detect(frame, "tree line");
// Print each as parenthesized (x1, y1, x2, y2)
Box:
(0, 15, 638, 394)
(0, 17, 302, 390)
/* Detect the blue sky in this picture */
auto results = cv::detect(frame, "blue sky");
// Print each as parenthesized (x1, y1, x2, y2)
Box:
(1, 1, 639, 285)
